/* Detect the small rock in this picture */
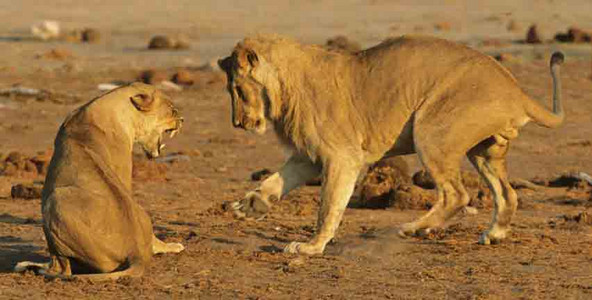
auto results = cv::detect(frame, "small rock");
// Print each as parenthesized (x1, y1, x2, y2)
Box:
(434, 22, 452, 31)
(1, 162, 18, 176)
(156, 81, 183, 92)
(81, 28, 101, 43)
(137, 69, 169, 85)
(555, 27, 592, 43)
(31, 20, 60, 41)
(525, 24, 542, 44)
(6, 151, 26, 164)
(493, 53, 518, 62)
(507, 20, 520, 32)
(148, 35, 190, 50)
(148, 35, 175, 49)
(171, 70, 195, 85)
(37, 48, 73, 60)
(11, 183, 43, 199)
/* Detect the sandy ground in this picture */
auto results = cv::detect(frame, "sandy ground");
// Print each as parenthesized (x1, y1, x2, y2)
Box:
(0, 1, 592, 299)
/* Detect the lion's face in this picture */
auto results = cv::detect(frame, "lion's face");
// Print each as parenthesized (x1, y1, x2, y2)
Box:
(218, 47, 272, 135)
(130, 90, 183, 158)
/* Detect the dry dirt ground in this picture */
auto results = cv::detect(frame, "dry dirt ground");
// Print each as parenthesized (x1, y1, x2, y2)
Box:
(1, 1, 592, 299)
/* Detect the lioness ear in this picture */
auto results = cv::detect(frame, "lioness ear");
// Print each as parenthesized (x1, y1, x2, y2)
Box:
(130, 93, 154, 112)
(237, 47, 259, 69)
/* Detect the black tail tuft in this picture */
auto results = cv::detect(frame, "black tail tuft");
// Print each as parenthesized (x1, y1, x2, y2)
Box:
(550, 52, 565, 66)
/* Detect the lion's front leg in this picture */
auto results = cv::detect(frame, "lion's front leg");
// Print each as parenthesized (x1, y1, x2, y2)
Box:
(284, 160, 360, 255)
(231, 154, 321, 220)
(152, 235, 185, 254)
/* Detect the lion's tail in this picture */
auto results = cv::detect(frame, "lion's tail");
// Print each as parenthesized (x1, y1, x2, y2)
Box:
(523, 52, 565, 128)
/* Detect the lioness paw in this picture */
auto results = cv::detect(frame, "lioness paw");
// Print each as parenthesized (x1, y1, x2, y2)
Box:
(228, 191, 270, 221)
(283, 242, 324, 255)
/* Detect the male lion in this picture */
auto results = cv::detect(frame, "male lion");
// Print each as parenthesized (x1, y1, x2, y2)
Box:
(15, 83, 185, 280)
(218, 35, 564, 255)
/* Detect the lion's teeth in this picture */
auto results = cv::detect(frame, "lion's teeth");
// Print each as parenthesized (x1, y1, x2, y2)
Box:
(160, 144, 166, 150)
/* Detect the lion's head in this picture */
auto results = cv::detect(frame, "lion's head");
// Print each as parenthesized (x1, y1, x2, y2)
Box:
(218, 44, 281, 135)
(129, 84, 183, 158)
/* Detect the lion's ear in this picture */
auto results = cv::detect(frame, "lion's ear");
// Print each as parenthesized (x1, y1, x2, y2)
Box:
(237, 47, 259, 69)
(217, 56, 232, 72)
(130, 93, 154, 112)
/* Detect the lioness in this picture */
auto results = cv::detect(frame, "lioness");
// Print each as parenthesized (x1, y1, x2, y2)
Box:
(15, 83, 185, 280)
(218, 35, 565, 255)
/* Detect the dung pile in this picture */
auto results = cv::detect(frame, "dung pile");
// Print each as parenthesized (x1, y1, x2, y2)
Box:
(0, 150, 52, 178)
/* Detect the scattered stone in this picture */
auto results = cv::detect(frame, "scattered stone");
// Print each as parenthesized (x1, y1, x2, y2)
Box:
(171, 70, 195, 85)
(156, 81, 183, 92)
(11, 183, 43, 199)
(534, 173, 592, 189)
(563, 212, 592, 225)
(154, 153, 191, 163)
(81, 28, 101, 43)
(555, 27, 592, 43)
(0, 86, 80, 104)
(507, 20, 520, 32)
(325, 35, 361, 53)
(434, 22, 452, 31)
(137, 69, 169, 85)
(493, 53, 518, 63)
(251, 169, 272, 181)
(36, 48, 73, 60)
(148, 35, 190, 50)
(510, 178, 543, 190)
(525, 24, 542, 44)
(31, 20, 60, 41)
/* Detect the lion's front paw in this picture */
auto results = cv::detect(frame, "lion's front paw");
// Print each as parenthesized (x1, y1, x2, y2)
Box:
(166, 242, 185, 253)
(283, 242, 324, 255)
(227, 191, 270, 221)
(397, 222, 434, 238)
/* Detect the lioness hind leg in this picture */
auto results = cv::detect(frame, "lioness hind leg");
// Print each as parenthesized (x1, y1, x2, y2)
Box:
(231, 154, 321, 220)
(468, 136, 517, 245)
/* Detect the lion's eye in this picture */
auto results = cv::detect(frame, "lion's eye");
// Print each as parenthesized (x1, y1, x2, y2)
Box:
(236, 86, 248, 103)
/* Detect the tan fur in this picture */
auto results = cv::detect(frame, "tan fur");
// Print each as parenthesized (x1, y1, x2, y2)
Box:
(14, 83, 185, 280)
(219, 34, 565, 254)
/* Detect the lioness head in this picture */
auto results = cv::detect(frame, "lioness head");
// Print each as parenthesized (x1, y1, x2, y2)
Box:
(218, 45, 280, 135)
(129, 85, 183, 158)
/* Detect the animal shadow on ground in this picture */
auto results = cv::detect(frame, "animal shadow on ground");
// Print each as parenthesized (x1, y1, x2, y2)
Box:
(325, 228, 415, 258)
(0, 214, 45, 273)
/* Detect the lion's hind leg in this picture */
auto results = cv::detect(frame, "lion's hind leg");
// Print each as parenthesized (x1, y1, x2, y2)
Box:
(399, 127, 470, 236)
(467, 136, 517, 245)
